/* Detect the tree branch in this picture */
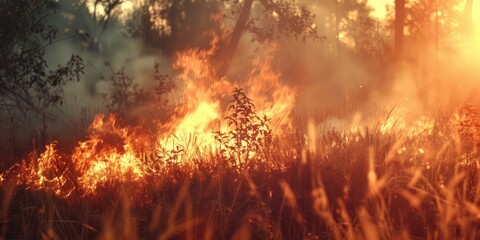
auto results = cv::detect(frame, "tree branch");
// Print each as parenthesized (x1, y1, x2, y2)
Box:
(215, 0, 254, 78)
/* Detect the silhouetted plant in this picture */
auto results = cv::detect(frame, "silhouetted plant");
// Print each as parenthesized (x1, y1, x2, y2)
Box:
(105, 66, 140, 116)
(105, 61, 174, 119)
(0, 0, 84, 116)
(152, 61, 175, 107)
(215, 87, 271, 169)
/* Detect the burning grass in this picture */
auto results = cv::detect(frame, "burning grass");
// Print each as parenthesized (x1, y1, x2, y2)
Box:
(2, 38, 480, 240)
(2, 103, 480, 239)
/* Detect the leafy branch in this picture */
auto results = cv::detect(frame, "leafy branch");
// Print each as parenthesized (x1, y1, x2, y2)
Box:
(215, 87, 271, 170)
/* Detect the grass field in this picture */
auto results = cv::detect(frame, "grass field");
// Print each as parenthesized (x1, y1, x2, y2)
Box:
(2, 41, 480, 240)
(1, 101, 480, 240)
(2, 0, 480, 239)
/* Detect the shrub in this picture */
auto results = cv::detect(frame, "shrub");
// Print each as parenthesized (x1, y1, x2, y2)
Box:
(215, 88, 271, 170)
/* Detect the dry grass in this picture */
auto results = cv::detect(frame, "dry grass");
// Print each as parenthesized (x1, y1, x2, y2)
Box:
(1, 109, 480, 239)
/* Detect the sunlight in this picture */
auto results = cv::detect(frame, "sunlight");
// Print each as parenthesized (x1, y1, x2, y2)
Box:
(368, 0, 393, 19)
(473, 0, 480, 42)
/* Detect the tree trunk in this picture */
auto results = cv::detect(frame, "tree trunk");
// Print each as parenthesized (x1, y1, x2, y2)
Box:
(166, 0, 179, 56)
(394, 0, 405, 62)
(215, 0, 254, 78)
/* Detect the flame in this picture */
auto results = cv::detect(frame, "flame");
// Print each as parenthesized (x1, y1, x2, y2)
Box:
(158, 43, 231, 158)
(15, 142, 73, 198)
(2, 37, 297, 199)
(2, 36, 450, 199)
(247, 51, 297, 131)
(72, 114, 150, 195)
(158, 43, 295, 160)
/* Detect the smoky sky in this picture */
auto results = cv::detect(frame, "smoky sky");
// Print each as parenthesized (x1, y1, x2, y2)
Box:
(2, 0, 480, 149)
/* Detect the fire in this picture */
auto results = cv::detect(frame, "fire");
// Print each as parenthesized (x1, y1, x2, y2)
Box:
(158, 45, 231, 158)
(15, 142, 74, 198)
(379, 108, 435, 137)
(247, 53, 297, 131)
(3, 114, 152, 198)
(1, 38, 297, 199)
(72, 114, 150, 195)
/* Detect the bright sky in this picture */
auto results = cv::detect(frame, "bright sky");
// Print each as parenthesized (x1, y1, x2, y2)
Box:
(368, 0, 480, 23)
(368, 0, 392, 19)
(473, 0, 480, 50)
(474, 0, 480, 24)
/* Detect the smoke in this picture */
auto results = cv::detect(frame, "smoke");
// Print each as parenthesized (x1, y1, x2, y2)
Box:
(264, 0, 480, 130)
(38, 0, 174, 139)
(2, 0, 480, 153)
(0, 0, 172, 150)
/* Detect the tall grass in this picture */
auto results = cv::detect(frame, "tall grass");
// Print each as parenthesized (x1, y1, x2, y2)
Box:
(2, 105, 480, 239)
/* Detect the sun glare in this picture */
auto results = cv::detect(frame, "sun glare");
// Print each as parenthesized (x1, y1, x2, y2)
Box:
(368, 0, 392, 19)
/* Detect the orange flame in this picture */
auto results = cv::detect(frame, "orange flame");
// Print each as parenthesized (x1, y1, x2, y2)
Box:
(72, 114, 150, 195)
(2, 40, 297, 199)
(16, 142, 73, 198)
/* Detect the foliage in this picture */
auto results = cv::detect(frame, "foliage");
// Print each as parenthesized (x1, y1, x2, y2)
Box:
(123, 0, 320, 76)
(215, 88, 271, 169)
(152, 61, 175, 107)
(247, 0, 321, 42)
(0, 0, 84, 115)
(124, 0, 223, 55)
(105, 61, 174, 119)
(403, 0, 464, 44)
(104, 66, 140, 116)
(80, 0, 124, 29)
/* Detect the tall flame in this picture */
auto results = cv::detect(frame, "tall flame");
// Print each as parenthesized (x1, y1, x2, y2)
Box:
(72, 114, 150, 195)
(1, 41, 297, 199)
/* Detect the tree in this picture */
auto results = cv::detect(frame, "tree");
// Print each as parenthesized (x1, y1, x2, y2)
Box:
(0, 0, 84, 117)
(126, 0, 319, 77)
(395, 0, 405, 62)
(213, 0, 320, 77)
(81, 0, 124, 30)
(141, 0, 223, 55)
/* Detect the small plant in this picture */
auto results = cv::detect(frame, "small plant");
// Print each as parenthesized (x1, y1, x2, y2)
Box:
(105, 61, 175, 120)
(215, 87, 271, 169)
(152, 61, 175, 107)
(105, 66, 141, 117)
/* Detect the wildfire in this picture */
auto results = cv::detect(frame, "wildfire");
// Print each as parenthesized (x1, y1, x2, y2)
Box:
(1, 40, 297, 199)
(158, 45, 231, 158)
(14, 142, 73, 198)
(72, 114, 150, 195)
